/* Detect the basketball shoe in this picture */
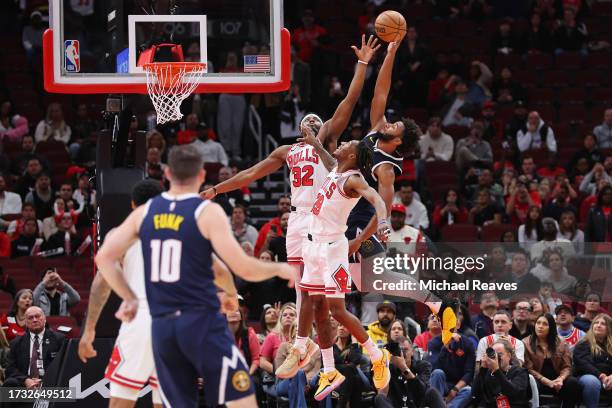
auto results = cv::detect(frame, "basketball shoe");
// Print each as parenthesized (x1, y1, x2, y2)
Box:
(275, 338, 318, 379)
(314, 369, 345, 401)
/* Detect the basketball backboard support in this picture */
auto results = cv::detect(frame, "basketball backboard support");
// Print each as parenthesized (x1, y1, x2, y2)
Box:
(44, 0, 289, 94)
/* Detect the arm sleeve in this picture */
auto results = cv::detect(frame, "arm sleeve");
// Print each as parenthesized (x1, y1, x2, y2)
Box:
(546, 128, 557, 152)
(5, 342, 27, 385)
(493, 368, 529, 398)
(516, 130, 530, 152)
(218, 144, 229, 166)
(572, 341, 602, 377)
(32, 281, 45, 306)
(438, 136, 454, 161)
(62, 282, 81, 307)
(248, 328, 261, 365)
(462, 341, 476, 384)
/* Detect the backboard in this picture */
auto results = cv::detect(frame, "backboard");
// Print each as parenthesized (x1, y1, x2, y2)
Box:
(44, 0, 289, 94)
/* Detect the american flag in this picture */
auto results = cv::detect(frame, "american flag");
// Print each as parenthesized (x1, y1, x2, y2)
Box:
(244, 55, 271, 73)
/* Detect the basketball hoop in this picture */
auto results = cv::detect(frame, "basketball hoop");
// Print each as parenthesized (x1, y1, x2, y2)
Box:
(143, 62, 206, 124)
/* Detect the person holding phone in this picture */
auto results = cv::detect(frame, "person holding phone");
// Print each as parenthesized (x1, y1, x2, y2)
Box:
(472, 340, 530, 408)
(374, 336, 445, 408)
(32, 267, 80, 316)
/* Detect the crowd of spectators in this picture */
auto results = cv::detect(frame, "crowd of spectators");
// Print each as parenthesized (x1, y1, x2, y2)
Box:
(0, 1, 610, 407)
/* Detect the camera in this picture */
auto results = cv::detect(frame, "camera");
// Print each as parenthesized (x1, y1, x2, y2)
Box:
(486, 347, 496, 359)
(385, 341, 402, 357)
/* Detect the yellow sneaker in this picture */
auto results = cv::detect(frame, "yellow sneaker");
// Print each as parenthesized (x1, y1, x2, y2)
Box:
(314, 369, 345, 401)
(371, 348, 391, 390)
(275, 339, 318, 379)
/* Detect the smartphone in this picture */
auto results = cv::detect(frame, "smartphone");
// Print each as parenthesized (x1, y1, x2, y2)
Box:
(385, 341, 401, 357)
(486, 347, 496, 359)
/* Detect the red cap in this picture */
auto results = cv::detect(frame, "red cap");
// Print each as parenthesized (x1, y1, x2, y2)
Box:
(391, 203, 406, 214)
(482, 100, 495, 110)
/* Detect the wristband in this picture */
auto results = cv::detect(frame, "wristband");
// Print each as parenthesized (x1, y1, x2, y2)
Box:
(378, 219, 388, 225)
(358, 60, 368, 65)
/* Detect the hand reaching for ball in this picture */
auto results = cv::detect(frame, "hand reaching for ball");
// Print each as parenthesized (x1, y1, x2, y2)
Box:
(387, 40, 400, 54)
(351, 34, 381, 63)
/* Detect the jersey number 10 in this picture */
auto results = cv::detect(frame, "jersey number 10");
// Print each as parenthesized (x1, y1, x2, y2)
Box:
(150, 239, 182, 282)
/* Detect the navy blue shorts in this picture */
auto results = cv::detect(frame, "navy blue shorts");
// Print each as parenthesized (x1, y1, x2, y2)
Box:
(151, 309, 254, 407)
(346, 213, 386, 260)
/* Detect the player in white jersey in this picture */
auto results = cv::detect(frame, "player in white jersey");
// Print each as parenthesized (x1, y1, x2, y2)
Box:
(78, 180, 240, 407)
(201, 35, 380, 310)
(276, 140, 393, 400)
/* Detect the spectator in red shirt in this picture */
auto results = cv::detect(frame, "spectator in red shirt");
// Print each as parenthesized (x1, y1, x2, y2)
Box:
(260, 303, 297, 375)
(414, 314, 442, 352)
(254, 195, 291, 257)
(538, 153, 566, 181)
(507, 179, 541, 225)
(585, 185, 612, 242)
(227, 309, 260, 375)
(292, 9, 327, 63)
(432, 188, 469, 231)
(0, 289, 32, 341)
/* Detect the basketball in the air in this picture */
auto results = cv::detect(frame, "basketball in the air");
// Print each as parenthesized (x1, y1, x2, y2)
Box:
(374, 10, 407, 42)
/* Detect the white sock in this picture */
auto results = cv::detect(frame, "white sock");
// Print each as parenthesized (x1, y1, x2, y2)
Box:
(321, 347, 335, 373)
(295, 336, 308, 355)
(362, 338, 382, 361)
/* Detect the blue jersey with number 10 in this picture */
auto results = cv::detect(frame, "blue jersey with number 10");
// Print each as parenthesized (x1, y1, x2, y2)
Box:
(139, 192, 218, 317)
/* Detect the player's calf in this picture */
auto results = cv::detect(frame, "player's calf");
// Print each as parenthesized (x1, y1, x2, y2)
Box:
(327, 298, 391, 390)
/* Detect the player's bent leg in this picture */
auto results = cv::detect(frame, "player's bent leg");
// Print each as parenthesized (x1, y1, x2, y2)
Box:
(225, 393, 258, 407)
(276, 290, 319, 379)
(327, 297, 390, 391)
(311, 296, 345, 401)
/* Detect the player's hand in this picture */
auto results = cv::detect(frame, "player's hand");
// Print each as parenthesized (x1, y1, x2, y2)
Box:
(276, 263, 295, 287)
(201, 188, 217, 200)
(376, 220, 391, 242)
(348, 238, 362, 256)
(351, 34, 381, 63)
(387, 40, 400, 55)
(115, 298, 139, 322)
(78, 330, 97, 363)
(218, 292, 239, 314)
(298, 123, 319, 146)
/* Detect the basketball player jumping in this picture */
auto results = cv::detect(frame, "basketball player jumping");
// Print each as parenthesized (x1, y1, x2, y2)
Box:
(78, 180, 240, 408)
(201, 34, 380, 314)
(95, 145, 294, 407)
(276, 139, 392, 399)
(347, 40, 440, 309)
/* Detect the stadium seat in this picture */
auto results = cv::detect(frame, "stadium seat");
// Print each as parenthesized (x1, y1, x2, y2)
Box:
(592, 88, 612, 104)
(528, 88, 554, 105)
(526, 53, 553, 70)
(424, 161, 456, 175)
(555, 52, 583, 69)
(46, 316, 81, 338)
(0, 291, 12, 311)
(480, 224, 516, 242)
(541, 70, 572, 87)
(575, 69, 606, 87)
(558, 88, 587, 104)
(440, 224, 478, 242)
(35, 140, 69, 155)
(585, 53, 611, 69)
(494, 54, 523, 70)
(558, 105, 589, 123)
(442, 125, 469, 141)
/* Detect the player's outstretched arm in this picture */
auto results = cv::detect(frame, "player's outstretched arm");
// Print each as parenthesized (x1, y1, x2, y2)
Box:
(298, 124, 336, 171)
(95, 208, 141, 308)
(346, 175, 390, 243)
(370, 41, 400, 132)
(320, 35, 381, 152)
(201, 145, 291, 199)
(198, 202, 294, 284)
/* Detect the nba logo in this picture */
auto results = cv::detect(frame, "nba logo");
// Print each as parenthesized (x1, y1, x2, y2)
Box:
(64, 40, 80, 72)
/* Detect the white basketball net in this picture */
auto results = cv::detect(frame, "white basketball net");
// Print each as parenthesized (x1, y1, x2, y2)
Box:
(144, 63, 206, 124)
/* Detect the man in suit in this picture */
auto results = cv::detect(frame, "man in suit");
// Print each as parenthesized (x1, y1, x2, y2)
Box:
(4, 306, 65, 388)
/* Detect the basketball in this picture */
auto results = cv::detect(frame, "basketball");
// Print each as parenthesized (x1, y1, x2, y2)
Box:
(374, 10, 407, 42)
